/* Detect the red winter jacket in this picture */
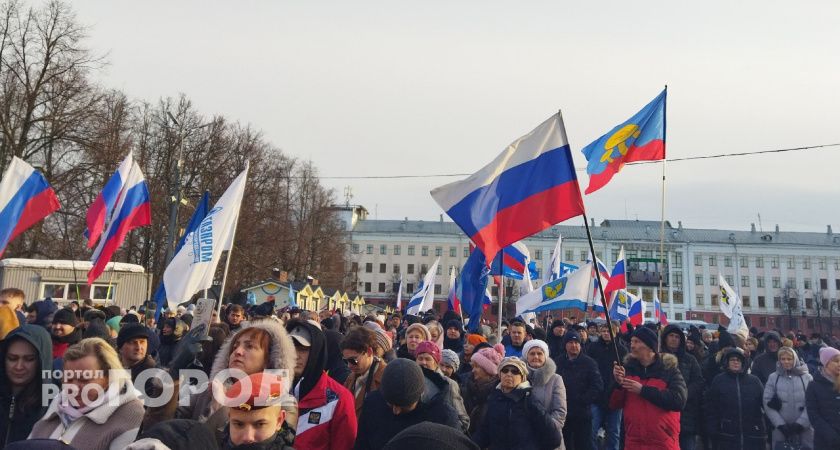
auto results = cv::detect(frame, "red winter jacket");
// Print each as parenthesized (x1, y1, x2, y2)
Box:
(295, 371, 357, 450)
(609, 353, 687, 450)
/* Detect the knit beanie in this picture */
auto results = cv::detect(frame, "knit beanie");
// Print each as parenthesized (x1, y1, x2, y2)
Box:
(445, 319, 463, 332)
(363, 321, 393, 352)
(466, 333, 487, 346)
(471, 344, 505, 376)
(522, 339, 549, 358)
(498, 356, 528, 376)
(383, 422, 480, 450)
(562, 330, 581, 346)
(440, 349, 460, 371)
(52, 308, 78, 327)
(632, 326, 659, 351)
(819, 346, 840, 367)
(406, 323, 431, 341)
(415, 341, 441, 363)
(381, 358, 425, 407)
(106, 316, 122, 334)
(118, 323, 150, 349)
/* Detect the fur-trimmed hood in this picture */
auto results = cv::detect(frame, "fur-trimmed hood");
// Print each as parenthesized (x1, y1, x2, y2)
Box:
(209, 318, 296, 380)
(623, 352, 679, 371)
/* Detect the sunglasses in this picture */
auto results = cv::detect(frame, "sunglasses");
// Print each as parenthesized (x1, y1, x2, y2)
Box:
(500, 367, 521, 376)
(343, 356, 361, 366)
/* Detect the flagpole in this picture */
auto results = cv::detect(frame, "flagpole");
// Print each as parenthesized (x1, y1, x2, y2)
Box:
(657, 84, 669, 352)
(105, 264, 116, 304)
(582, 213, 623, 365)
(497, 248, 504, 337)
(216, 230, 240, 316)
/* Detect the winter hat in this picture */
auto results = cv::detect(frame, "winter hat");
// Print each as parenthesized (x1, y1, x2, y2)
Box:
(83, 319, 112, 341)
(498, 356, 528, 376)
(718, 330, 735, 349)
(440, 349, 460, 371)
(364, 321, 393, 352)
(383, 422, 480, 450)
(562, 330, 581, 346)
(0, 305, 19, 340)
(52, 308, 78, 327)
(632, 326, 659, 352)
(83, 309, 106, 323)
(471, 344, 505, 376)
(406, 323, 431, 341)
(380, 358, 425, 407)
(415, 341, 441, 364)
(27, 298, 58, 327)
(522, 339, 549, 358)
(106, 316, 122, 334)
(819, 346, 840, 367)
(466, 333, 487, 346)
(445, 320, 463, 332)
(118, 323, 150, 349)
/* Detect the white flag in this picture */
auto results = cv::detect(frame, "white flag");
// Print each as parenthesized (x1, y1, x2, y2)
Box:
(545, 234, 563, 283)
(396, 275, 403, 311)
(516, 263, 592, 316)
(163, 167, 248, 308)
(406, 258, 440, 315)
(718, 274, 738, 318)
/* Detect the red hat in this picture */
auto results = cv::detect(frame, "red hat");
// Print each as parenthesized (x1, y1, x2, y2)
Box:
(224, 372, 285, 411)
(415, 340, 441, 364)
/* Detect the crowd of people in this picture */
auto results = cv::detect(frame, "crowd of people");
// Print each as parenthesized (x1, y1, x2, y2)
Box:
(0, 285, 839, 450)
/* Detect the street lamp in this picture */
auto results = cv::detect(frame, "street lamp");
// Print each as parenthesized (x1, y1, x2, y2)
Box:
(163, 113, 213, 265)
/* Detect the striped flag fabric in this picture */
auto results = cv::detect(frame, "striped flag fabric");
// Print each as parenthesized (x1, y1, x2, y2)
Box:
(431, 113, 585, 264)
(88, 160, 151, 284)
(85, 152, 133, 248)
(405, 258, 440, 315)
(0, 157, 60, 257)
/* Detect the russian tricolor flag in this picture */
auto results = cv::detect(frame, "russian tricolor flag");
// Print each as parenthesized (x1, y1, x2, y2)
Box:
(0, 157, 60, 257)
(489, 241, 538, 280)
(88, 161, 151, 284)
(447, 266, 461, 315)
(431, 113, 585, 264)
(85, 152, 134, 249)
(603, 247, 626, 307)
(653, 293, 668, 325)
(590, 256, 611, 313)
(628, 292, 646, 326)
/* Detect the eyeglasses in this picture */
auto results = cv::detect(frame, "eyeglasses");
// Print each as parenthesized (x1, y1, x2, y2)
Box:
(500, 367, 521, 376)
(343, 356, 360, 366)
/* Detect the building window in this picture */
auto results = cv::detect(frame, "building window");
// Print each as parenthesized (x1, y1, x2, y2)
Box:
(435, 247, 442, 257)
(364, 282, 371, 292)
(835, 259, 840, 270)
(836, 279, 840, 290)
(352, 243, 360, 253)
(464, 247, 469, 258)
(756, 257, 764, 268)
(675, 312, 683, 320)
(378, 283, 386, 293)
(449, 247, 456, 257)
(741, 276, 749, 287)
(407, 264, 415, 274)
(421, 264, 428, 274)
(674, 253, 682, 268)
(710, 276, 717, 286)
(436, 265, 442, 275)
(711, 294, 718, 306)
(740, 256, 748, 268)
(673, 273, 683, 287)
(407, 283, 414, 293)
(694, 255, 702, 266)
(612, 249, 620, 263)
(805, 298, 813, 309)
(804, 279, 812, 290)
(772, 277, 781, 289)
(742, 296, 750, 307)
(724, 256, 732, 267)
(535, 250, 542, 260)
(419, 246, 427, 256)
(803, 259, 811, 270)
(758, 296, 766, 308)
(774, 297, 782, 309)
(380, 244, 387, 255)
(580, 251, 587, 261)
(351, 262, 358, 272)
(696, 294, 704, 306)
(709, 256, 717, 267)
(566, 250, 574, 261)
(434, 284, 442, 295)
(393, 264, 400, 274)
(641, 249, 653, 259)
(365, 263, 373, 273)
(771, 257, 779, 268)
(408, 245, 415, 256)
(757, 277, 765, 288)
(394, 245, 401, 255)
(787, 278, 796, 289)
(695, 275, 703, 286)
(787, 258, 795, 269)
(819, 259, 827, 270)
(379, 263, 386, 273)
(820, 278, 828, 290)
(725, 275, 733, 286)
(366, 244, 373, 255)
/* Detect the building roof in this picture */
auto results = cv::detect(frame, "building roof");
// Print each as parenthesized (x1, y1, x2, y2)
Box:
(352, 219, 840, 248)
(0, 258, 146, 272)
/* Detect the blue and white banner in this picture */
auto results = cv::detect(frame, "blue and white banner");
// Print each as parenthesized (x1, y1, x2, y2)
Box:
(406, 257, 440, 315)
(163, 166, 248, 308)
(516, 263, 592, 315)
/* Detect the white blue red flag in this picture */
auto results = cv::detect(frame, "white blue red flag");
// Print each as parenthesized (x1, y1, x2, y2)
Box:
(544, 234, 563, 283)
(0, 157, 60, 257)
(653, 291, 668, 325)
(431, 113, 585, 264)
(489, 241, 538, 280)
(516, 263, 591, 315)
(588, 254, 611, 313)
(447, 265, 461, 314)
(88, 161, 150, 284)
(628, 291, 646, 325)
(85, 152, 133, 249)
(603, 247, 626, 307)
(406, 258, 440, 315)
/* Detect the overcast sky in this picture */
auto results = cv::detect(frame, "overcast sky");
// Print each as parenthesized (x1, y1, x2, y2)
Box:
(73, 0, 840, 233)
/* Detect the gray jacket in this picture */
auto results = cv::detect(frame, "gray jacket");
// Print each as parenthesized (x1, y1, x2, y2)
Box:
(528, 357, 567, 450)
(763, 353, 814, 449)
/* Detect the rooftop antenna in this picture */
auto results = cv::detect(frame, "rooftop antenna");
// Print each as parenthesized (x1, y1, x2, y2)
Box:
(343, 186, 353, 207)
(757, 213, 763, 232)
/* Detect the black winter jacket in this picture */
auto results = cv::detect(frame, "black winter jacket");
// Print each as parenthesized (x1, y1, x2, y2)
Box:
(555, 352, 603, 419)
(703, 370, 766, 450)
(354, 390, 460, 450)
(586, 338, 628, 408)
(471, 382, 561, 450)
(661, 325, 704, 435)
(805, 369, 840, 450)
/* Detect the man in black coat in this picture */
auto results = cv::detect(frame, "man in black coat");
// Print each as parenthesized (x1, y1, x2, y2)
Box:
(587, 322, 627, 450)
(750, 330, 781, 384)
(661, 324, 704, 450)
(556, 330, 603, 450)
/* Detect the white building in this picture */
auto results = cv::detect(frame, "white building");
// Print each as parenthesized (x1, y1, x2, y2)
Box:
(345, 205, 840, 334)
